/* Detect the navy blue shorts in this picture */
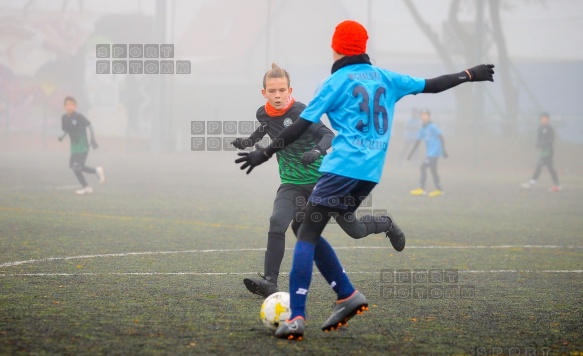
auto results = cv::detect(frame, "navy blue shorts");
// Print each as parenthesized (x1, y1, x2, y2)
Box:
(308, 173, 376, 213)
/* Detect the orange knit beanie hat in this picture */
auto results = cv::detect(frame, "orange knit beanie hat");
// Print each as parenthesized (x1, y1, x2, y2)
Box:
(331, 20, 368, 56)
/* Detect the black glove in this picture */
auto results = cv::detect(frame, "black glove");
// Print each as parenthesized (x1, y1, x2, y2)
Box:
(231, 137, 252, 150)
(466, 64, 495, 82)
(235, 148, 271, 174)
(301, 149, 321, 165)
(91, 140, 98, 149)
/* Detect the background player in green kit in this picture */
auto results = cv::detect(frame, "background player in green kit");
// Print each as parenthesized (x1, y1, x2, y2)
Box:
(232, 64, 405, 298)
(58, 96, 104, 195)
(521, 112, 561, 192)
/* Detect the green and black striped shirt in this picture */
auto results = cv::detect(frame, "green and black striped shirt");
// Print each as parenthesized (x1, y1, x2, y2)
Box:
(250, 102, 334, 185)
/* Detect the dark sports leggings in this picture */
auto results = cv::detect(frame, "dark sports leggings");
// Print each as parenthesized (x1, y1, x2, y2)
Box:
(70, 152, 96, 187)
(420, 156, 441, 190)
(264, 185, 391, 284)
(264, 184, 313, 284)
(532, 155, 559, 185)
(291, 203, 335, 244)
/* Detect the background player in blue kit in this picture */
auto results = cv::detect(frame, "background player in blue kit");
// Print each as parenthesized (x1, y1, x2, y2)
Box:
(408, 109, 448, 197)
(235, 20, 494, 340)
(398, 107, 421, 166)
(58, 96, 104, 195)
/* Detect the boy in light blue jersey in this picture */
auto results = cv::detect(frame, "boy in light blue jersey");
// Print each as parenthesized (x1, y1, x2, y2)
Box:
(398, 108, 421, 166)
(408, 109, 448, 197)
(236, 20, 495, 340)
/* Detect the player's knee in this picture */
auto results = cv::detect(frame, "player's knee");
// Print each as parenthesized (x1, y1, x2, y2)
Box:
(291, 208, 306, 236)
(269, 214, 289, 235)
(267, 231, 285, 241)
(291, 219, 301, 237)
(297, 229, 320, 244)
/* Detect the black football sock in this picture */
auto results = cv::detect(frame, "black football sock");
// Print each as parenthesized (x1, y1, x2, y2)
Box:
(264, 232, 285, 285)
(74, 170, 88, 187)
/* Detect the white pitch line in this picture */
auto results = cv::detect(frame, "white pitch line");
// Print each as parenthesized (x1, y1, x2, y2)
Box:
(1, 245, 582, 269)
(0, 270, 582, 277)
(336, 245, 583, 249)
(0, 248, 267, 268)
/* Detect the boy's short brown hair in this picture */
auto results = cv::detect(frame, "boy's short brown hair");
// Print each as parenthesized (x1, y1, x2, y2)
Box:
(262, 63, 290, 89)
(64, 96, 76, 105)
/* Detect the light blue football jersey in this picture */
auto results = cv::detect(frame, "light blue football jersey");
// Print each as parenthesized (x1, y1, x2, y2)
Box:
(300, 63, 425, 183)
(418, 122, 443, 157)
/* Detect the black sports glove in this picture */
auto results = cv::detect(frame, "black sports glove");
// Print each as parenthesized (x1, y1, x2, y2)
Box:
(466, 64, 495, 82)
(301, 149, 321, 165)
(235, 148, 271, 174)
(231, 137, 252, 150)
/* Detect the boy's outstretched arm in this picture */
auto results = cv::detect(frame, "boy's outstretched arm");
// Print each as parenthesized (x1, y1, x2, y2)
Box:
(301, 123, 335, 164)
(88, 124, 98, 149)
(309, 122, 334, 153)
(231, 124, 267, 150)
(423, 64, 494, 94)
(407, 140, 421, 160)
(440, 135, 448, 158)
(59, 116, 68, 141)
(235, 117, 312, 174)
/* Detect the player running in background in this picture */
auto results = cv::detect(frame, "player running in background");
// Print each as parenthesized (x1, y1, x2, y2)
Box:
(232, 63, 405, 299)
(236, 20, 494, 340)
(58, 96, 104, 194)
(407, 109, 448, 197)
(398, 107, 421, 166)
(521, 112, 561, 192)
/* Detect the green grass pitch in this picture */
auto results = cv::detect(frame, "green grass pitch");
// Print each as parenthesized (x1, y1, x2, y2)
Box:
(1, 150, 582, 355)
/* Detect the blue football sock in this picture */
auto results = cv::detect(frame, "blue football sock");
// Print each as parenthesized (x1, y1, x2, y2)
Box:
(289, 240, 315, 320)
(314, 236, 355, 300)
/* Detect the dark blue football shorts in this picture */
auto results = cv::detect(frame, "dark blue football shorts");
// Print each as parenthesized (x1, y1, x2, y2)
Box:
(308, 172, 376, 213)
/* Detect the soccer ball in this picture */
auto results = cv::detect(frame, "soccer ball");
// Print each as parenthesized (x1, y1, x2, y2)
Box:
(260, 291, 291, 331)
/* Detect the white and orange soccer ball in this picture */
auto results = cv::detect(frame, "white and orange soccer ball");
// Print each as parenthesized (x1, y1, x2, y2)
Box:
(260, 291, 291, 331)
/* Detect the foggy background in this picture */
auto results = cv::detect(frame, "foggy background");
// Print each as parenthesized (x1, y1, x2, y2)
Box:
(0, 0, 582, 173)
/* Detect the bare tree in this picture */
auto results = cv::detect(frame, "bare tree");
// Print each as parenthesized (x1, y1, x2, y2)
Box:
(402, 0, 519, 123)
(402, 0, 473, 122)
(489, 0, 518, 122)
